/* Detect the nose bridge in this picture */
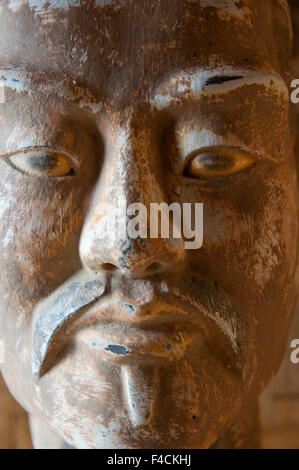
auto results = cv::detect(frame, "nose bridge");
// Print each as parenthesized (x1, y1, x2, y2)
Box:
(111, 114, 163, 206)
(80, 112, 184, 275)
(88, 112, 165, 228)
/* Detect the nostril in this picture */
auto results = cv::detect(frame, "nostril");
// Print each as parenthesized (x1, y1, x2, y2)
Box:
(100, 263, 118, 272)
(145, 262, 165, 274)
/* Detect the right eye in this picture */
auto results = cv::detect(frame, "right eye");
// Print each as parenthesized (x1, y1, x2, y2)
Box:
(7, 148, 76, 177)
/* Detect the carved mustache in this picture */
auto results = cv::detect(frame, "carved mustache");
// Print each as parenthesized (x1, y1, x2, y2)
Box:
(32, 273, 106, 378)
(32, 272, 245, 379)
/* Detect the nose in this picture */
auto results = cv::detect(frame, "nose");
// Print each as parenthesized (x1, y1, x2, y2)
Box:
(90, 237, 183, 277)
(79, 116, 185, 278)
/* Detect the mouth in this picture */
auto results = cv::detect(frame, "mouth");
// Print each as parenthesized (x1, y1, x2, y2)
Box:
(76, 318, 201, 364)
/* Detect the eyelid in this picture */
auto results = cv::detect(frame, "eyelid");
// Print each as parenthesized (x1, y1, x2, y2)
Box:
(179, 145, 256, 176)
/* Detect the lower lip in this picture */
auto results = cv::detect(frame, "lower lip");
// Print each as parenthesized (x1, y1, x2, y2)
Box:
(77, 324, 198, 363)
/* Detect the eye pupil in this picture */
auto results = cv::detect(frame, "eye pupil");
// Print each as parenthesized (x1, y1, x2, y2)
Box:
(194, 154, 235, 172)
(28, 154, 58, 170)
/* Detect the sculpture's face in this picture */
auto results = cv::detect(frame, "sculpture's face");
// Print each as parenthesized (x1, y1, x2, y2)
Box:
(0, 0, 297, 449)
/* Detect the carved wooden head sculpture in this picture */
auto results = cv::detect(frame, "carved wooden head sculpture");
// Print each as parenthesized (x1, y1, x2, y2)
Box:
(0, 0, 297, 449)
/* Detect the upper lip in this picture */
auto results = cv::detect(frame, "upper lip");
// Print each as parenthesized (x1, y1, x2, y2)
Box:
(73, 300, 200, 340)
(71, 297, 203, 330)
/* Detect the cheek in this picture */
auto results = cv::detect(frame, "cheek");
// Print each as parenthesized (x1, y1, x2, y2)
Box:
(203, 201, 284, 293)
(186, 170, 298, 299)
(0, 165, 85, 306)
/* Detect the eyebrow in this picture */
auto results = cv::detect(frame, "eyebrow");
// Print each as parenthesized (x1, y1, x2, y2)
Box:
(0, 66, 289, 113)
(0, 68, 104, 115)
(151, 68, 289, 109)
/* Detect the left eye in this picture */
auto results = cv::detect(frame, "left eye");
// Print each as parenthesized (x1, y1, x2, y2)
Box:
(7, 148, 76, 177)
(183, 147, 255, 179)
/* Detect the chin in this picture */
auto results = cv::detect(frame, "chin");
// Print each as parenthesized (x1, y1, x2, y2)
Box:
(29, 346, 244, 449)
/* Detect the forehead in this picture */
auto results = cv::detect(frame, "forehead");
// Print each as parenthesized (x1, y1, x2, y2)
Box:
(0, 0, 287, 101)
